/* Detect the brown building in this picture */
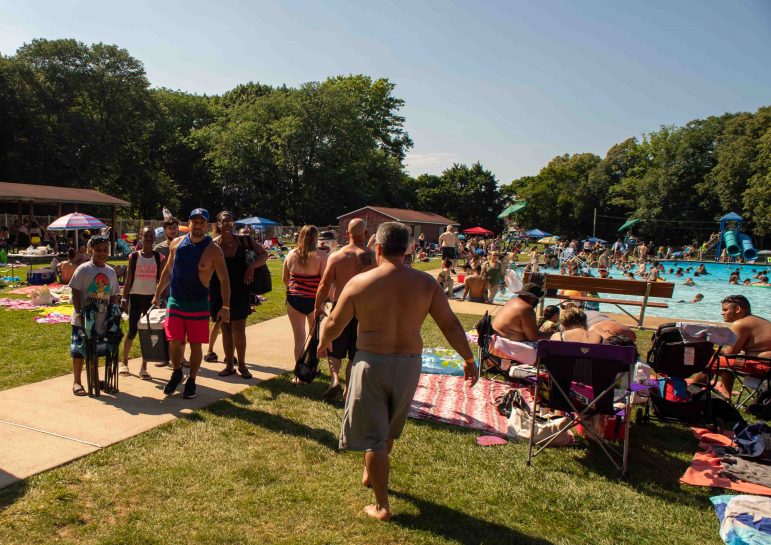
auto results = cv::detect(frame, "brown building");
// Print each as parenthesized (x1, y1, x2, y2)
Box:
(337, 206, 459, 243)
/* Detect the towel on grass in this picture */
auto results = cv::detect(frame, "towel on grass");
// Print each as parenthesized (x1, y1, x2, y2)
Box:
(0, 298, 42, 310)
(711, 494, 771, 545)
(34, 312, 72, 324)
(409, 373, 512, 437)
(421, 348, 468, 376)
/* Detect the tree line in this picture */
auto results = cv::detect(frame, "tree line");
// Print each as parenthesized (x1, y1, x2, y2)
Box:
(0, 39, 768, 244)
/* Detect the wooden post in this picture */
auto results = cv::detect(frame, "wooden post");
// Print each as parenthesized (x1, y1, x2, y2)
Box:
(57, 202, 62, 217)
(111, 206, 117, 255)
(638, 282, 652, 328)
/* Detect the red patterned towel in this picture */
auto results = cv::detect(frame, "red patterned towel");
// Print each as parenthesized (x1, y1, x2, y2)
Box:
(409, 374, 514, 437)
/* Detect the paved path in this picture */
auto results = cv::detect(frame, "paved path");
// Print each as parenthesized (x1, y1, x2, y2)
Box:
(0, 314, 296, 489)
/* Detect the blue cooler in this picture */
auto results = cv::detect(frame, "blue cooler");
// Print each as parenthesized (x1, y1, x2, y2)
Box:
(27, 269, 56, 285)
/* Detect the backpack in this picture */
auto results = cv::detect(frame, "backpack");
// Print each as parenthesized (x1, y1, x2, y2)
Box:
(748, 384, 771, 421)
(128, 250, 162, 282)
(294, 316, 322, 383)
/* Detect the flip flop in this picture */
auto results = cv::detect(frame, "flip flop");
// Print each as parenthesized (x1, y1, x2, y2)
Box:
(218, 367, 236, 377)
(72, 383, 86, 396)
(119, 365, 130, 376)
(139, 368, 152, 380)
(323, 383, 342, 400)
(238, 367, 252, 379)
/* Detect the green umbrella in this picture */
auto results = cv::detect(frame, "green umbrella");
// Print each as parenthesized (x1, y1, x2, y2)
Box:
(618, 218, 640, 232)
(498, 201, 527, 219)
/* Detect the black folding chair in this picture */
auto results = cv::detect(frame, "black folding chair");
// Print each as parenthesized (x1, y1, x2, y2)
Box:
(720, 353, 771, 410)
(475, 312, 508, 379)
(526, 341, 637, 476)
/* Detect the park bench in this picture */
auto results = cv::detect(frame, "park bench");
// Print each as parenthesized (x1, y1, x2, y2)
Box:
(523, 273, 675, 328)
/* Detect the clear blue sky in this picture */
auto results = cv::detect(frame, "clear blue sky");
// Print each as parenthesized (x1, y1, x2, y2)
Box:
(2, 0, 769, 183)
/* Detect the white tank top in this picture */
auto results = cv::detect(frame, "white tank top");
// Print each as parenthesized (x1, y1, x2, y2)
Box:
(130, 252, 158, 295)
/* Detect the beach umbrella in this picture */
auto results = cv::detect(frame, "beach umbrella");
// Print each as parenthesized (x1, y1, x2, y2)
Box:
(498, 201, 527, 219)
(587, 237, 607, 244)
(462, 226, 494, 236)
(525, 228, 551, 238)
(617, 218, 640, 232)
(538, 236, 560, 244)
(47, 213, 107, 251)
(235, 216, 279, 226)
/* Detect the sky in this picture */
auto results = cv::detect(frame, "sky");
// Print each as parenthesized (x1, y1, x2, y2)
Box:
(1, 0, 770, 183)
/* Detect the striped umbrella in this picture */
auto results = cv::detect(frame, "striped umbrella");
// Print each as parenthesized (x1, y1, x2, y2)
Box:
(48, 213, 106, 231)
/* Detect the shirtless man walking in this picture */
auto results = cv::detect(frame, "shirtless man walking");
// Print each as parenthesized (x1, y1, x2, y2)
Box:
(153, 208, 231, 399)
(491, 283, 545, 342)
(314, 218, 375, 400)
(438, 225, 459, 272)
(318, 222, 477, 521)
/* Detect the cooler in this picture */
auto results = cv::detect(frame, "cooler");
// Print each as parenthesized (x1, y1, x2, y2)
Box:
(137, 306, 169, 363)
(27, 268, 56, 285)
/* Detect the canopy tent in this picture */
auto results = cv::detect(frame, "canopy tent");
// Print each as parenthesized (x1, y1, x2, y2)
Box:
(617, 218, 640, 232)
(462, 226, 494, 236)
(235, 216, 279, 227)
(47, 213, 107, 251)
(720, 212, 744, 222)
(497, 201, 527, 219)
(538, 236, 560, 244)
(525, 228, 551, 238)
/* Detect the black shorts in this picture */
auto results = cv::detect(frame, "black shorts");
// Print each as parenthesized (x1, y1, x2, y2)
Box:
(330, 315, 358, 360)
(441, 247, 457, 260)
(127, 294, 154, 339)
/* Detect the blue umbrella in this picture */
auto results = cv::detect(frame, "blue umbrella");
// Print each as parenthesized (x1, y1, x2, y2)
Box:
(587, 237, 607, 244)
(525, 228, 551, 238)
(235, 216, 279, 227)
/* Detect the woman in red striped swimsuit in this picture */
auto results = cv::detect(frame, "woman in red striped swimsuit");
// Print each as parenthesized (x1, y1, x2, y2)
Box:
(284, 225, 328, 359)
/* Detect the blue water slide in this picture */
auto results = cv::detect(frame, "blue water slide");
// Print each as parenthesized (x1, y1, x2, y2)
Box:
(737, 232, 758, 260)
(723, 230, 741, 257)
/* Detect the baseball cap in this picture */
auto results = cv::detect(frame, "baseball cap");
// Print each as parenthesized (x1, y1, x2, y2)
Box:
(318, 231, 335, 240)
(189, 208, 209, 221)
(517, 282, 545, 300)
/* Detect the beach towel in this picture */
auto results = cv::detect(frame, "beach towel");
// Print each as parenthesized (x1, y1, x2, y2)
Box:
(39, 305, 75, 318)
(0, 298, 42, 311)
(409, 373, 513, 437)
(8, 283, 67, 295)
(681, 428, 771, 496)
(711, 494, 771, 545)
(34, 312, 72, 324)
(421, 347, 468, 376)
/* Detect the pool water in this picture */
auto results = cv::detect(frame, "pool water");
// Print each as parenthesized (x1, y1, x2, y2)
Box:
(494, 261, 771, 323)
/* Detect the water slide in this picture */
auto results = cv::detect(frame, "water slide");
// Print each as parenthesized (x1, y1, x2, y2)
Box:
(723, 230, 757, 260)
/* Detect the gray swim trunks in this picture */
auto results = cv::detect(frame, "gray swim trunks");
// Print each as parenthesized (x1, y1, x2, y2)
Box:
(339, 350, 422, 452)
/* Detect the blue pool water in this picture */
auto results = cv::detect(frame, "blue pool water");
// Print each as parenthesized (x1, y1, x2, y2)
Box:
(496, 261, 771, 323)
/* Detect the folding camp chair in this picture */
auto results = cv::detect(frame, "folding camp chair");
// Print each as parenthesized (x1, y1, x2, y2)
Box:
(719, 353, 771, 410)
(526, 341, 637, 476)
(475, 312, 510, 379)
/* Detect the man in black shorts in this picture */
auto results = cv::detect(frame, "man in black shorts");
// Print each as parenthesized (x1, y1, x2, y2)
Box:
(438, 225, 459, 271)
(315, 219, 375, 400)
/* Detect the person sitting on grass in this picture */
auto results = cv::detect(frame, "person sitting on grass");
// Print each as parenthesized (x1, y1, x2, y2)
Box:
(462, 265, 489, 303)
(68, 236, 121, 396)
(58, 248, 79, 284)
(436, 259, 454, 297)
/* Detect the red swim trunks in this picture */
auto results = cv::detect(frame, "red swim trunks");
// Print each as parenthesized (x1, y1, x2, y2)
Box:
(165, 296, 210, 344)
(712, 355, 771, 378)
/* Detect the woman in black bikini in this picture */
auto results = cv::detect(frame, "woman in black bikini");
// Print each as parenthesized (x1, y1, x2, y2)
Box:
(283, 225, 327, 360)
(550, 306, 604, 344)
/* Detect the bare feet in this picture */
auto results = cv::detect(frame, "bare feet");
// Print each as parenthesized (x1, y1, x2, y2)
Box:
(362, 467, 371, 488)
(363, 504, 390, 521)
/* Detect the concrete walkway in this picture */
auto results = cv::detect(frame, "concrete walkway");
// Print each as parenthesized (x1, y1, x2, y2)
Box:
(0, 314, 296, 489)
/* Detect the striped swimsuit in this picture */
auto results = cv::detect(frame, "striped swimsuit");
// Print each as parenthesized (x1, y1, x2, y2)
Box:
(286, 272, 320, 315)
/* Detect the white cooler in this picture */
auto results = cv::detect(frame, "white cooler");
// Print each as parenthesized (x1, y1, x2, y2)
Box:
(137, 307, 169, 363)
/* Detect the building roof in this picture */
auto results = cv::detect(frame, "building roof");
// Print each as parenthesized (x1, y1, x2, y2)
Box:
(0, 182, 130, 207)
(337, 206, 459, 225)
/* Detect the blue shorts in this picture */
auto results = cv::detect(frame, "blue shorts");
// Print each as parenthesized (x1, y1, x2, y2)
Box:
(70, 325, 86, 359)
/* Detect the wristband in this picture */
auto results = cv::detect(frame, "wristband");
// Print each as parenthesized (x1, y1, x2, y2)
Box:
(222, 306, 230, 310)
(464, 357, 476, 364)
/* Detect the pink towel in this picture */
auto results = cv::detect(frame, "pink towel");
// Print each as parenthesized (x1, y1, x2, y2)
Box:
(0, 298, 42, 310)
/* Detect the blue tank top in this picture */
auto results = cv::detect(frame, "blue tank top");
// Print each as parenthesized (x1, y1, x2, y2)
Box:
(169, 234, 212, 301)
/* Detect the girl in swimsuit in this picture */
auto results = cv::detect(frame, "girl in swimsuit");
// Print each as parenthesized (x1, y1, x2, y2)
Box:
(283, 225, 327, 360)
(550, 306, 604, 345)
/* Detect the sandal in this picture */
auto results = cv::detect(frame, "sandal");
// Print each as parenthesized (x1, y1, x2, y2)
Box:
(238, 366, 252, 379)
(72, 383, 87, 396)
(218, 366, 236, 377)
(155, 361, 170, 367)
(119, 365, 130, 376)
(139, 368, 152, 380)
(203, 352, 218, 362)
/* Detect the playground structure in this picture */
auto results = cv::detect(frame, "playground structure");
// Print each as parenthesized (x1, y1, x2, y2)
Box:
(714, 212, 757, 261)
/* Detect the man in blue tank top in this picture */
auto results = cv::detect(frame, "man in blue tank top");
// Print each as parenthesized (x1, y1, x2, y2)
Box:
(153, 208, 231, 399)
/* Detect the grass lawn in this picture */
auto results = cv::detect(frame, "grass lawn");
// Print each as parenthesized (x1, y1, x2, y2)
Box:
(0, 315, 719, 545)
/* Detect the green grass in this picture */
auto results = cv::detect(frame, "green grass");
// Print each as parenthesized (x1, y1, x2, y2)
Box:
(0, 316, 718, 545)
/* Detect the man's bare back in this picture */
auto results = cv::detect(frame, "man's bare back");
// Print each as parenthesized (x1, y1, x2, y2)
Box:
(731, 315, 771, 358)
(463, 274, 488, 300)
(491, 296, 539, 342)
(325, 243, 375, 302)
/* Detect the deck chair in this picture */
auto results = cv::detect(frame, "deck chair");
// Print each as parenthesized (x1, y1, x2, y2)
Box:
(475, 312, 509, 379)
(719, 353, 771, 410)
(526, 341, 637, 476)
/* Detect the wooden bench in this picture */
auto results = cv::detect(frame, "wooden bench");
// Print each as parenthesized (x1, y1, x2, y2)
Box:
(523, 273, 675, 328)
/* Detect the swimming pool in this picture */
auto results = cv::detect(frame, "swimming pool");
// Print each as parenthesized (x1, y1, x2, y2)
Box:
(494, 261, 771, 323)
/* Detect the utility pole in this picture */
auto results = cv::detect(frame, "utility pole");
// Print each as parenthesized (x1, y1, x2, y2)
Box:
(592, 208, 597, 238)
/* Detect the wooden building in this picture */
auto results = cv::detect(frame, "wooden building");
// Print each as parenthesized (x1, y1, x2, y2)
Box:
(337, 206, 458, 243)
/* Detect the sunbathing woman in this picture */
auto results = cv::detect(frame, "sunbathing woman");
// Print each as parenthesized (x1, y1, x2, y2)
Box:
(283, 225, 327, 361)
(550, 306, 604, 344)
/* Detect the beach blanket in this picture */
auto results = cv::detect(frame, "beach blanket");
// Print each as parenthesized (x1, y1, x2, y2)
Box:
(681, 428, 771, 496)
(409, 373, 512, 437)
(34, 312, 73, 324)
(711, 494, 771, 545)
(8, 283, 66, 295)
(0, 298, 42, 311)
(421, 347, 467, 376)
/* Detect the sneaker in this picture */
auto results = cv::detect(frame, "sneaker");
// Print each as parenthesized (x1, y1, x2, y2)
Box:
(203, 352, 218, 362)
(182, 377, 197, 399)
(163, 369, 184, 395)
